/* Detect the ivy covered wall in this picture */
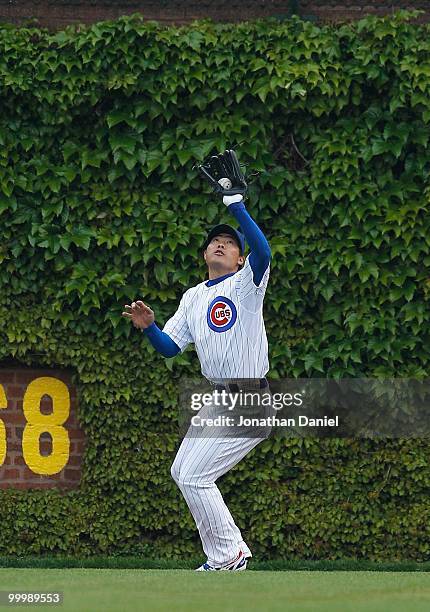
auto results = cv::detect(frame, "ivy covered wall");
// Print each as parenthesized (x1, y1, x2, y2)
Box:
(0, 10, 429, 559)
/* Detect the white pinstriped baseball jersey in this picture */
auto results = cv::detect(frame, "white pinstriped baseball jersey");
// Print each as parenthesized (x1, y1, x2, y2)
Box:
(162, 254, 270, 381)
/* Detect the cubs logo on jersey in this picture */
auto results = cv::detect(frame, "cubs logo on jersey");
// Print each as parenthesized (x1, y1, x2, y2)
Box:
(207, 296, 237, 333)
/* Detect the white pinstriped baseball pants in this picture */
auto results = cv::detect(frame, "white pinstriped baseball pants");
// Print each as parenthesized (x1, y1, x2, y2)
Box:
(171, 396, 270, 567)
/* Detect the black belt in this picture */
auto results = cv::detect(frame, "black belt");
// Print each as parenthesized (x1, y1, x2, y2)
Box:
(210, 378, 269, 393)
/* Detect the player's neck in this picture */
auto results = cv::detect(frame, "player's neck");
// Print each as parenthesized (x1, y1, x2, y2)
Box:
(207, 265, 238, 281)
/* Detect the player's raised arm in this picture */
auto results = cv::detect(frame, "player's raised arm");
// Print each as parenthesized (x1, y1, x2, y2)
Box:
(198, 149, 271, 286)
(224, 197, 271, 286)
(122, 300, 181, 358)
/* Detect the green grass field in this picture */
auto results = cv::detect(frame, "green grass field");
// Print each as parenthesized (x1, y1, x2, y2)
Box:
(0, 569, 429, 612)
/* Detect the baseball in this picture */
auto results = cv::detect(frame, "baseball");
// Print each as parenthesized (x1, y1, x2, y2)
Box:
(218, 177, 232, 190)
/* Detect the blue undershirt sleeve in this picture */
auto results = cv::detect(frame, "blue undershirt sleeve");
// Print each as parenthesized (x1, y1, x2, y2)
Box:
(228, 200, 271, 286)
(142, 322, 181, 357)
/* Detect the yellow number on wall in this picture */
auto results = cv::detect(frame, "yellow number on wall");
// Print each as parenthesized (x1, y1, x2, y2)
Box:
(0, 384, 6, 467)
(22, 377, 70, 475)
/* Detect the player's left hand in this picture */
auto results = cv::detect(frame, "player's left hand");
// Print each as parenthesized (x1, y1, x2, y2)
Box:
(197, 149, 248, 203)
(218, 179, 244, 207)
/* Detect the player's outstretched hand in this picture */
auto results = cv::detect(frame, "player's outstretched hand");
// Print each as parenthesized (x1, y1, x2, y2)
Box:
(217, 178, 244, 207)
(122, 300, 155, 330)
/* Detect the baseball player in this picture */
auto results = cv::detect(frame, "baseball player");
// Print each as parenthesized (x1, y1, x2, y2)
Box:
(122, 150, 271, 571)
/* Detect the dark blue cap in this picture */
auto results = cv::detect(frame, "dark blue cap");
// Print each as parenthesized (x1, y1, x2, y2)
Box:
(203, 224, 246, 255)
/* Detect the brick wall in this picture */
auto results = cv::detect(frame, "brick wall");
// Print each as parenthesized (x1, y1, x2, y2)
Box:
(0, 369, 84, 489)
(0, 1, 428, 31)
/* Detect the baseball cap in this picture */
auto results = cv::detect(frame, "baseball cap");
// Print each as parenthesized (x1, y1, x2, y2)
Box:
(203, 224, 246, 255)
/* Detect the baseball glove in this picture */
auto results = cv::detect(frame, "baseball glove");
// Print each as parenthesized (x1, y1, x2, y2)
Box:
(197, 149, 248, 198)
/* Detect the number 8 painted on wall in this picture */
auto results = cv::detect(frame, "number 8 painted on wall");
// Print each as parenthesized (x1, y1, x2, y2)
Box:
(22, 377, 70, 475)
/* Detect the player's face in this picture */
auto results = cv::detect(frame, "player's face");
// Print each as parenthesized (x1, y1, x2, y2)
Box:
(204, 233, 244, 273)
